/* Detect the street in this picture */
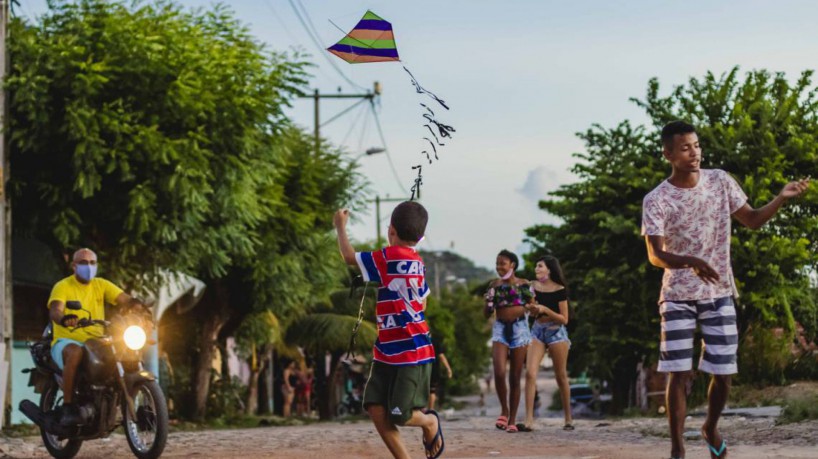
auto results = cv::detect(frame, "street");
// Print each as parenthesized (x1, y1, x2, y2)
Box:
(2, 369, 816, 458)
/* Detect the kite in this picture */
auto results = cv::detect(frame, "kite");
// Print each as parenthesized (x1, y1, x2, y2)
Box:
(328, 10, 456, 196)
(327, 11, 400, 64)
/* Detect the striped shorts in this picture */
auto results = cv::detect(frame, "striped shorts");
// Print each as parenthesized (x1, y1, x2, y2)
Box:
(658, 296, 738, 375)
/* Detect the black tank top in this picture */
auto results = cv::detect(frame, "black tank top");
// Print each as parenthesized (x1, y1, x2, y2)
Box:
(534, 288, 567, 314)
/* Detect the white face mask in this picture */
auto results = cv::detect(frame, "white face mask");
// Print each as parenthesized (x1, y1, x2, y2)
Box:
(500, 269, 514, 280)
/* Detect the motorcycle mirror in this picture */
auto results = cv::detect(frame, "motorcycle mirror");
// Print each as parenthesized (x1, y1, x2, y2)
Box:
(65, 301, 83, 310)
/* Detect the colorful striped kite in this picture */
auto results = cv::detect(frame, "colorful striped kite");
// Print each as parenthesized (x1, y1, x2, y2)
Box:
(327, 11, 400, 64)
(327, 10, 455, 201)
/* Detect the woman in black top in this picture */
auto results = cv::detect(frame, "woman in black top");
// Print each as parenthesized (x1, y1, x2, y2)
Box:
(520, 255, 573, 431)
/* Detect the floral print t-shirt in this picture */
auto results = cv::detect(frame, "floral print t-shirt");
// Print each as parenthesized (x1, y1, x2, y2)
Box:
(641, 169, 747, 303)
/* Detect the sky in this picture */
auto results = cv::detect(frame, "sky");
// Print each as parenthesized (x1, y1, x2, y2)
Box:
(18, 0, 818, 269)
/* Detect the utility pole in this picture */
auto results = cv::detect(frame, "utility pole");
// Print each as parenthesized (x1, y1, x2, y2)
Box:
(0, 0, 11, 430)
(303, 82, 381, 154)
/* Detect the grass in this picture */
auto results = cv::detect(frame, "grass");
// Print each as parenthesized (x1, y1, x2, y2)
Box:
(779, 395, 818, 424)
(725, 380, 818, 424)
(2, 423, 40, 438)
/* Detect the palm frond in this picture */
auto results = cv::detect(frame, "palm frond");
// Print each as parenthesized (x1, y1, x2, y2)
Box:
(285, 313, 376, 354)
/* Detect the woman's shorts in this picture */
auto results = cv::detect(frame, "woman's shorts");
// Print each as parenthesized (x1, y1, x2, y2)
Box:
(531, 321, 571, 347)
(492, 317, 531, 349)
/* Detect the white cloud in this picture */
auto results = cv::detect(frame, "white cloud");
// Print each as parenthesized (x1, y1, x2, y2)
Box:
(518, 166, 561, 204)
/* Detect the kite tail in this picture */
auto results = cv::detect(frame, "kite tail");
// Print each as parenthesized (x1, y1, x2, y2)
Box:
(410, 165, 423, 201)
(404, 66, 449, 110)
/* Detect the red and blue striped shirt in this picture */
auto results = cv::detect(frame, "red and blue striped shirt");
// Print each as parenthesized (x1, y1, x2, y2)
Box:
(356, 246, 434, 366)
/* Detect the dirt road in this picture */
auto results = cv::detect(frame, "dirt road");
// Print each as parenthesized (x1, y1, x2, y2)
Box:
(3, 369, 816, 458)
(2, 414, 817, 458)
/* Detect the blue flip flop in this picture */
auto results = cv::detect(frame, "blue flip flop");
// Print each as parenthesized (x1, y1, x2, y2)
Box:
(423, 410, 445, 459)
(706, 439, 727, 458)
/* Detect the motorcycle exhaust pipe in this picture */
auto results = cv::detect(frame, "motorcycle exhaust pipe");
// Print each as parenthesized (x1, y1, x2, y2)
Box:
(19, 399, 66, 436)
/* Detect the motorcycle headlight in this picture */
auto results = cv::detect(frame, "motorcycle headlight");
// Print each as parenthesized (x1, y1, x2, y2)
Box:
(123, 325, 147, 350)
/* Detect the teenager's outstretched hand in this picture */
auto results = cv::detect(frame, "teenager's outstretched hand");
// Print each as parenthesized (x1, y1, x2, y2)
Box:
(689, 257, 720, 284)
(334, 209, 350, 228)
(780, 178, 810, 199)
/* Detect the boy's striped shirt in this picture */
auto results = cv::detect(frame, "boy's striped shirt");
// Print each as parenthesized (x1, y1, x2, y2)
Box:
(355, 246, 434, 366)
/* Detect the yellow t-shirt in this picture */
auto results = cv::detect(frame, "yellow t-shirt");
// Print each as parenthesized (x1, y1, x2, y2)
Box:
(47, 275, 124, 345)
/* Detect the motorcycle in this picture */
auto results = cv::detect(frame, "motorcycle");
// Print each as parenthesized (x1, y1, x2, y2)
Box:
(19, 301, 169, 459)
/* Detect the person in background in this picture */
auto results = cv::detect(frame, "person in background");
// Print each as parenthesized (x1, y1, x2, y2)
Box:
(484, 249, 531, 433)
(521, 255, 573, 432)
(281, 360, 298, 418)
(427, 333, 453, 412)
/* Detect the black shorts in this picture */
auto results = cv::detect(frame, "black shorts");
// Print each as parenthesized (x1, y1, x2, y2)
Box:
(363, 361, 431, 425)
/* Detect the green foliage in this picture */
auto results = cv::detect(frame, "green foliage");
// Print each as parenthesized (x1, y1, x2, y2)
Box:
(525, 68, 818, 410)
(234, 311, 281, 361)
(740, 326, 792, 386)
(427, 285, 491, 395)
(285, 313, 377, 355)
(245, 128, 365, 317)
(207, 374, 248, 419)
(781, 395, 818, 423)
(7, 0, 309, 288)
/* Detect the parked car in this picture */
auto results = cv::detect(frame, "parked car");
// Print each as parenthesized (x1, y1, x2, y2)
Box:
(569, 384, 594, 406)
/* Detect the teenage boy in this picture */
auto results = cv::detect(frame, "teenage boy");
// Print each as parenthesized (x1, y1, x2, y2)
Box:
(642, 120, 810, 459)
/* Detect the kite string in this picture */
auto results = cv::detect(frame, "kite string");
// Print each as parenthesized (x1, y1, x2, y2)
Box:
(346, 282, 369, 360)
(329, 19, 388, 50)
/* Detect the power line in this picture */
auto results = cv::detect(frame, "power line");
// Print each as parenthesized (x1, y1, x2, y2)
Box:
(341, 101, 368, 146)
(260, 0, 300, 45)
(357, 104, 371, 153)
(320, 97, 368, 128)
(286, 0, 365, 91)
(294, 0, 367, 91)
(370, 101, 409, 195)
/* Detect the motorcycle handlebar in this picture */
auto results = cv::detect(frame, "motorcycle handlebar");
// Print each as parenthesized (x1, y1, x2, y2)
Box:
(76, 318, 111, 328)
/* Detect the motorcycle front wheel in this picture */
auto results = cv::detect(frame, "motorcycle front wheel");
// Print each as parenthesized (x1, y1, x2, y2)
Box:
(122, 380, 169, 459)
(39, 383, 83, 459)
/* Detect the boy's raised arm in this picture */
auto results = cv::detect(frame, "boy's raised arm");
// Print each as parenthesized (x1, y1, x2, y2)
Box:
(334, 209, 358, 267)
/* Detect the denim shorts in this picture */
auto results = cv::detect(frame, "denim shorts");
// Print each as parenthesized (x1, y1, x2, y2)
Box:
(531, 321, 571, 347)
(51, 338, 85, 370)
(492, 317, 531, 349)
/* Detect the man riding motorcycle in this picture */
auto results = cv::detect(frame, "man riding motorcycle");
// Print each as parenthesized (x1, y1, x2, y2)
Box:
(48, 248, 146, 426)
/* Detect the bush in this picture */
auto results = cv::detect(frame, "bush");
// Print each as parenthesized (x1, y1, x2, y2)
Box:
(207, 374, 248, 419)
(780, 395, 818, 423)
(738, 325, 792, 386)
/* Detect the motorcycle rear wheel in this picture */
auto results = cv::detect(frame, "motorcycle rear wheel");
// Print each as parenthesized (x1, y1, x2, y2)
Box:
(122, 380, 169, 459)
(39, 384, 83, 459)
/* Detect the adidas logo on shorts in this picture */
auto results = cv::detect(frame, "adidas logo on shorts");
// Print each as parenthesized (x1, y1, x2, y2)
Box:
(391, 407, 402, 416)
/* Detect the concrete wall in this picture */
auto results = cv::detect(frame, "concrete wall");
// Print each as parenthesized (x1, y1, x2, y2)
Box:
(10, 341, 37, 424)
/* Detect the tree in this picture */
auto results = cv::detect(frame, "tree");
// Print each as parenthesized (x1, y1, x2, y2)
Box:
(525, 68, 818, 411)
(285, 287, 377, 419)
(8, 0, 367, 419)
(234, 310, 288, 415)
(7, 0, 308, 288)
(426, 285, 492, 396)
(193, 128, 363, 419)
